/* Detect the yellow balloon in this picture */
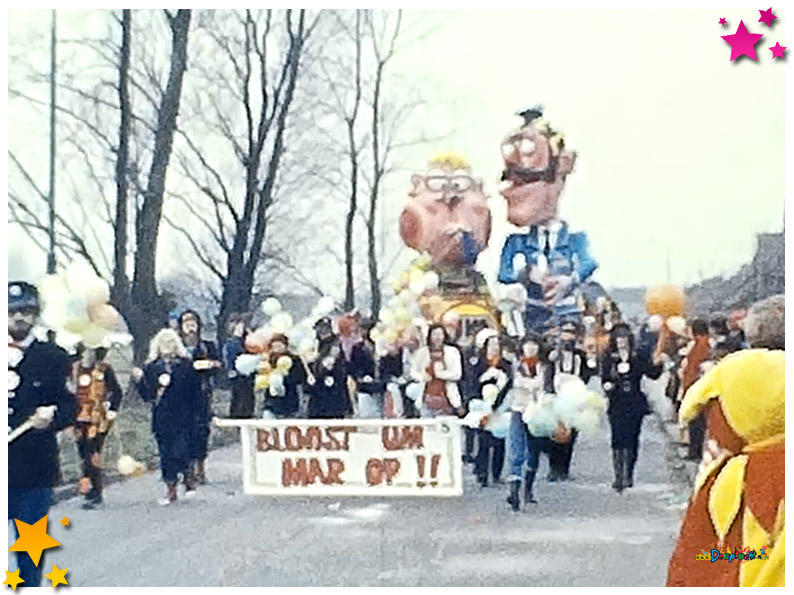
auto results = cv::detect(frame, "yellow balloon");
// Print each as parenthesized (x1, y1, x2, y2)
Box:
(395, 308, 412, 326)
(276, 355, 293, 374)
(64, 317, 90, 334)
(255, 373, 270, 391)
(409, 268, 425, 286)
(81, 324, 108, 349)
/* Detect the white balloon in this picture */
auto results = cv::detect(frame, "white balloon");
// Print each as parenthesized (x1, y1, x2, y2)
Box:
(261, 297, 282, 317)
(271, 312, 294, 334)
(422, 271, 440, 291)
(399, 290, 417, 306)
(65, 261, 98, 294)
(84, 278, 110, 306)
(236, 353, 263, 376)
(409, 279, 425, 296)
(298, 338, 316, 357)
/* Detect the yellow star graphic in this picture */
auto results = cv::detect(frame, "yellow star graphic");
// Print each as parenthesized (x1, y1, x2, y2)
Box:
(59, 517, 70, 528)
(44, 565, 68, 589)
(3, 569, 25, 591)
(8, 516, 61, 566)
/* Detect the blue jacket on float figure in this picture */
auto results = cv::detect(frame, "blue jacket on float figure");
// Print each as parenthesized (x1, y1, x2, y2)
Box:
(498, 220, 597, 334)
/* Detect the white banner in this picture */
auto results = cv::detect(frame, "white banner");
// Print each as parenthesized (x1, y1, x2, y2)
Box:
(215, 418, 463, 496)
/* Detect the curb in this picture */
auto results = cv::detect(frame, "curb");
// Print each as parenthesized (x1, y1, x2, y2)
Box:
(653, 412, 699, 490)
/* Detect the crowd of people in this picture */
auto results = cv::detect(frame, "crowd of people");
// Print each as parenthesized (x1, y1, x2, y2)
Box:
(8, 276, 785, 586)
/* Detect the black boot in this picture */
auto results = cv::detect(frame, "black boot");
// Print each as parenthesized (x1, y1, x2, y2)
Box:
(622, 449, 633, 489)
(523, 469, 538, 505)
(625, 447, 637, 488)
(506, 480, 521, 512)
(611, 448, 624, 492)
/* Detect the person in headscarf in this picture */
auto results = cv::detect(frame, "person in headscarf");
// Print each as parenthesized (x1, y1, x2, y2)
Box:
(666, 295, 784, 587)
(131, 329, 202, 506)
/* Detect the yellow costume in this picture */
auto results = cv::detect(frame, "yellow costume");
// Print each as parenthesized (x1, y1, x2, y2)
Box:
(667, 349, 784, 587)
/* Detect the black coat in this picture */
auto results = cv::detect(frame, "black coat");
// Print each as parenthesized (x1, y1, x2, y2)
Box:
(186, 339, 220, 421)
(137, 357, 202, 439)
(346, 341, 378, 394)
(471, 357, 514, 410)
(308, 352, 350, 419)
(8, 340, 76, 489)
(601, 350, 662, 425)
(263, 354, 307, 417)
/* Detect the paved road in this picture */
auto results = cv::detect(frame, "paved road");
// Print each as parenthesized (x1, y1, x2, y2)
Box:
(27, 415, 689, 587)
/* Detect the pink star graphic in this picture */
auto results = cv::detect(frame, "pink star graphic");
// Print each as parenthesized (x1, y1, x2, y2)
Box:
(721, 20, 765, 61)
(758, 8, 777, 27)
(769, 42, 787, 59)
(719, 17, 727, 26)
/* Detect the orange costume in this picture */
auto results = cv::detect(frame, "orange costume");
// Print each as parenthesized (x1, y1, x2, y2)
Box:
(666, 349, 784, 587)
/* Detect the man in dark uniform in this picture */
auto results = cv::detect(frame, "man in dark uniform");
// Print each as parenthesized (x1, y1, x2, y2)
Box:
(8, 281, 76, 587)
(178, 309, 221, 485)
(545, 321, 596, 481)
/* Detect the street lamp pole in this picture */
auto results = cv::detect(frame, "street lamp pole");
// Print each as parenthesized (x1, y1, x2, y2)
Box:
(47, 9, 57, 275)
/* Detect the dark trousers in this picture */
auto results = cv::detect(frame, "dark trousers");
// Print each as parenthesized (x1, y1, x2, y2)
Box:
(548, 430, 578, 478)
(475, 430, 505, 484)
(8, 487, 54, 587)
(75, 425, 107, 500)
(464, 427, 476, 458)
(687, 411, 707, 460)
(157, 432, 192, 484)
(229, 376, 255, 419)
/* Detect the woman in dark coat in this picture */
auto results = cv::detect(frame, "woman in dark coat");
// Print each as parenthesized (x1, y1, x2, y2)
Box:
(472, 334, 513, 488)
(601, 323, 663, 492)
(307, 341, 352, 419)
(262, 334, 307, 419)
(223, 317, 255, 419)
(132, 329, 202, 506)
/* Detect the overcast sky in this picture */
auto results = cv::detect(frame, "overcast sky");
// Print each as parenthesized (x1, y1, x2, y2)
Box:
(7, 9, 786, 293)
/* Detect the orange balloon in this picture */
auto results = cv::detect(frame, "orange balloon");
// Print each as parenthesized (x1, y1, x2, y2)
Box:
(645, 285, 686, 318)
(87, 304, 121, 329)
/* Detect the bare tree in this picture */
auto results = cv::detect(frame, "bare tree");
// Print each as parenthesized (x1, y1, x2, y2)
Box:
(8, 9, 193, 361)
(169, 9, 322, 344)
(314, 9, 438, 318)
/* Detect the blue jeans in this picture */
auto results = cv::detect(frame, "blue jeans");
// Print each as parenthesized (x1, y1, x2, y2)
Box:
(8, 487, 54, 587)
(507, 411, 542, 480)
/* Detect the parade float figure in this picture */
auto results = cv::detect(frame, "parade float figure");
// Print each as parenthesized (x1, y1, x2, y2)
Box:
(667, 296, 784, 587)
(389, 153, 500, 344)
(400, 153, 491, 278)
(497, 106, 598, 337)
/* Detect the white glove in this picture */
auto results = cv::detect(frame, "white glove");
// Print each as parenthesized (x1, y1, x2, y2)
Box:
(130, 367, 144, 382)
(106, 410, 118, 422)
(31, 405, 57, 429)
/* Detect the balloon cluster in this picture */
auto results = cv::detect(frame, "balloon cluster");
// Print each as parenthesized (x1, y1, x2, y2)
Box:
(371, 254, 441, 355)
(236, 295, 336, 390)
(523, 377, 607, 439)
(462, 383, 511, 439)
(38, 262, 129, 349)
